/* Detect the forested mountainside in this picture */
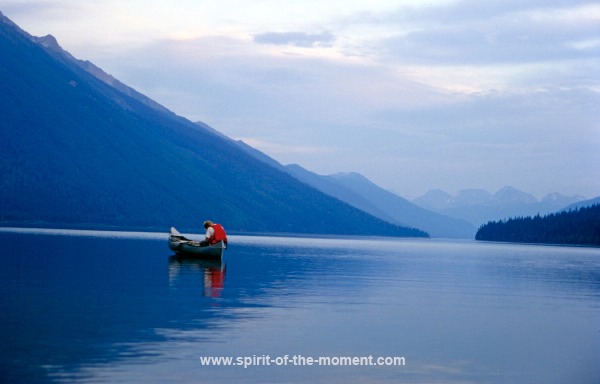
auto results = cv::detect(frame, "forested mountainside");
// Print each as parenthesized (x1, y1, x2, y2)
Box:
(0, 12, 427, 237)
(475, 204, 600, 246)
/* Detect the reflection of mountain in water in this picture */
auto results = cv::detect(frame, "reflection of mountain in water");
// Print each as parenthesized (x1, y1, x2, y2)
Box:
(168, 257, 226, 298)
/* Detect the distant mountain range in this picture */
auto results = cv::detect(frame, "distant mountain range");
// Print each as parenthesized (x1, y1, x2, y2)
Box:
(0, 11, 426, 238)
(284, 165, 477, 238)
(413, 187, 588, 227)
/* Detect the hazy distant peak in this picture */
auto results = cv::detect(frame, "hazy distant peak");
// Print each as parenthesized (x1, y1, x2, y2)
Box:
(492, 186, 537, 204)
(329, 172, 387, 192)
(457, 188, 491, 196)
(33, 34, 60, 50)
(32, 34, 79, 62)
(542, 192, 585, 203)
(415, 189, 452, 203)
(543, 192, 564, 202)
(330, 171, 366, 179)
(451, 189, 492, 206)
(419, 189, 452, 198)
(412, 189, 453, 211)
(285, 163, 307, 172)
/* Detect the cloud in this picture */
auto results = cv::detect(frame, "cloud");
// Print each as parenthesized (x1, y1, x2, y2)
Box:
(375, 2, 600, 65)
(253, 31, 335, 48)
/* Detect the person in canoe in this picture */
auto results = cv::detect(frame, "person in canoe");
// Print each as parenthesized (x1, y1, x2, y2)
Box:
(200, 220, 228, 246)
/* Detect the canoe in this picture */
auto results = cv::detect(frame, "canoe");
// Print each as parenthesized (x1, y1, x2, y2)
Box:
(168, 227, 226, 258)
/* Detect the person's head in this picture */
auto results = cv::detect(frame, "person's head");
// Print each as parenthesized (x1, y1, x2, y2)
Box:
(203, 220, 214, 229)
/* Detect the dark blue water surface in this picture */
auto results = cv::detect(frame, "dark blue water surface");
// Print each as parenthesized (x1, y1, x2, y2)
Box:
(1, 228, 599, 383)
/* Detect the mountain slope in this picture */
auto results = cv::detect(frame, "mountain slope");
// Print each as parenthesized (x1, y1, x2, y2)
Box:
(563, 196, 600, 212)
(319, 171, 476, 238)
(0, 12, 426, 237)
(285, 165, 399, 226)
(234, 140, 474, 238)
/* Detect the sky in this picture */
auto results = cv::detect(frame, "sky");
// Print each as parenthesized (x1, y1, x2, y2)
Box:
(3, 0, 600, 199)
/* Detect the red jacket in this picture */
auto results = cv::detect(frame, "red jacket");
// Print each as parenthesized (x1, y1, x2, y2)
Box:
(209, 223, 228, 245)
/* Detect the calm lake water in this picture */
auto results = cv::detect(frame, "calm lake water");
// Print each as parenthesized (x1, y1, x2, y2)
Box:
(1, 228, 598, 384)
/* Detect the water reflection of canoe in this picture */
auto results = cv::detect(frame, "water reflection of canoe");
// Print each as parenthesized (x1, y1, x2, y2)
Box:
(168, 227, 226, 258)
(168, 257, 226, 297)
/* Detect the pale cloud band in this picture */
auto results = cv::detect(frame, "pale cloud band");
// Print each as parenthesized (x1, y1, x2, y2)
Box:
(254, 31, 335, 48)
